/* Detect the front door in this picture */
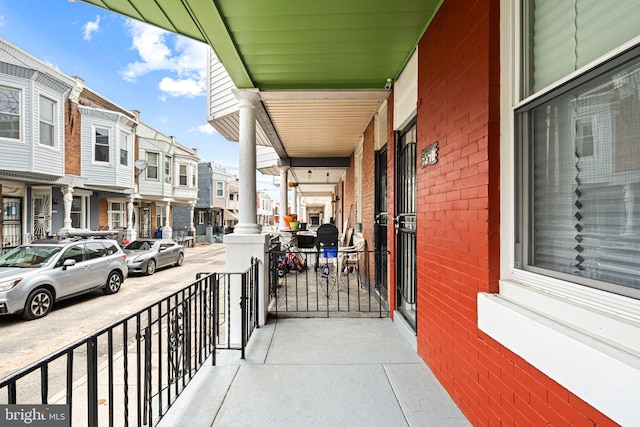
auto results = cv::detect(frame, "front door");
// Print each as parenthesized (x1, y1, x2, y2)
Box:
(32, 189, 51, 239)
(2, 197, 22, 248)
(395, 123, 417, 330)
(374, 146, 388, 301)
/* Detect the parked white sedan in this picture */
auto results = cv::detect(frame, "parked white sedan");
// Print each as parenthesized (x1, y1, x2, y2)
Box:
(123, 239, 184, 275)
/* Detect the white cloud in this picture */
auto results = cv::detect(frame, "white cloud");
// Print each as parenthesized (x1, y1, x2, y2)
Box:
(0, 15, 5, 27)
(121, 19, 207, 98)
(158, 76, 205, 98)
(189, 124, 217, 135)
(83, 15, 100, 41)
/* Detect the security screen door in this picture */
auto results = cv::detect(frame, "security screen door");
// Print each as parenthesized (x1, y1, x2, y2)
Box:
(395, 123, 417, 329)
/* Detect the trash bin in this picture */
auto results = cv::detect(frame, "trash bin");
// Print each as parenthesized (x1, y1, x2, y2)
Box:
(154, 229, 162, 239)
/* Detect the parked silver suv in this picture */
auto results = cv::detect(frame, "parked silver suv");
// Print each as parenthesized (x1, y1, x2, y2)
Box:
(0, 236, 128, 320)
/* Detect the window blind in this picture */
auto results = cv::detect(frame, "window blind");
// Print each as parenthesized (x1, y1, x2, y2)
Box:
(532, 0, 640, 92)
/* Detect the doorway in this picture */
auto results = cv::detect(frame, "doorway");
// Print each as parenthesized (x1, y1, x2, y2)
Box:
(375, 146, 388, 301)
(395, 122, 417, 329)
(2, 197, 22, 248)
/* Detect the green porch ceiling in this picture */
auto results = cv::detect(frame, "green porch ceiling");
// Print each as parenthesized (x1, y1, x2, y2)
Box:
(77, 0, 443, 90)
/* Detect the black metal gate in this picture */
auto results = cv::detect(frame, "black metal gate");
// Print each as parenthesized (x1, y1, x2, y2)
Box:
(395, 122, 417, 329)
(375, 146, 388, 302)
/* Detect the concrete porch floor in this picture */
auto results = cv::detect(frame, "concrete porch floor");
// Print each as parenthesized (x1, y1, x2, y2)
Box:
(158, 317, 470, 427)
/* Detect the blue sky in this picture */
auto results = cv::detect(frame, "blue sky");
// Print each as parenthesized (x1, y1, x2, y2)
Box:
(0, 0, 276, 193)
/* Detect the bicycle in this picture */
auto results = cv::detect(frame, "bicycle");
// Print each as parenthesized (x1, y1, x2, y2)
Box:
(277, 235, 308, 277)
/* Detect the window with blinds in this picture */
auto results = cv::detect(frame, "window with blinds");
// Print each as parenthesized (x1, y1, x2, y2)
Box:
(528, 0, 640, 94)
(518, 1, 640, 299)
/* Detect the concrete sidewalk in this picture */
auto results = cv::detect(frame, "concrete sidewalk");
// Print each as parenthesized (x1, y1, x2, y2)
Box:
(158, 318, 470, 427)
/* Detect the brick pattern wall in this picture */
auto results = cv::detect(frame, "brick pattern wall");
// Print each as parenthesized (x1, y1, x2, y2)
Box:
(64, 99, 81, 176)
(342, 158, 355, 231)
(386, 91, 396, 316)
(411, 1, 614, 425)
(79, 89, 136, 120)
(361, 120, 375, 249)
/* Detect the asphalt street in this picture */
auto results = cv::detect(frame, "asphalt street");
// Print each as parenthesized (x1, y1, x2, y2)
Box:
(0, 243, 226, 379)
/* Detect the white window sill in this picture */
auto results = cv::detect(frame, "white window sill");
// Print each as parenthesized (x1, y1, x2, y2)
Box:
(478, 276, 640, 427)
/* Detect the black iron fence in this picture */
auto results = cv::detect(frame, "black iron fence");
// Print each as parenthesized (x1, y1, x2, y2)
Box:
(269, 246, 389, 318)
(0, 258, 259, 427)
(1, 233, 47, 254)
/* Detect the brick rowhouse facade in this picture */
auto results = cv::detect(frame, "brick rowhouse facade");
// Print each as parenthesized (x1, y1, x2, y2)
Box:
(407, 1, 615, 425)
(64, 99, 82, 177)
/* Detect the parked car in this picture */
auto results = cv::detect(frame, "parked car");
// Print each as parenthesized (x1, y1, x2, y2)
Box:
(123, 239, 184, 275)
(0, 237, 127, 320)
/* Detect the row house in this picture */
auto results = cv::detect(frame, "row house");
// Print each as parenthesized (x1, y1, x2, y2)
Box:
(188, 161, 238, 236)
(135, 122, 199, 242)
(71, 1, 640, 426)
(0, 38, 199, 246)
(0, 38, 82, 248)
(256, 189, 273, 227)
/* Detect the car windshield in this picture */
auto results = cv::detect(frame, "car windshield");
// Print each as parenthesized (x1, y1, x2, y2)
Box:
(125, 241, 153, 251)
(0, 245, 62, 268)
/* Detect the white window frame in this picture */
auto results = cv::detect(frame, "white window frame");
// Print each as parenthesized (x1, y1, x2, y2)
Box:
(216, 181, 224, 197)
(38, 95, 56, 148)
(70, 190, 91, 229)
(107, 200, 126, 229)
(0, 85, 22, 142)
(165, 155, 172, 183)
(93, 126, 110, 164)
(146, 152, 159, 180)
(197, 211, 205, 225)
(478, 3, 640, 426)
(119, 131, 129, 166)
(179, 164, 188, 186)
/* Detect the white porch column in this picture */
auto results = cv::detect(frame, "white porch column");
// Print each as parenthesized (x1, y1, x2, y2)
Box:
(61, 186, 74, 231)
(224, 88, 269, 348)
(162, 201, 172, 239)
(189, 202, 196, 232)
(125, 195, 137, 242)
(278, 166, 289, 230)
(232, 88, 261, 235)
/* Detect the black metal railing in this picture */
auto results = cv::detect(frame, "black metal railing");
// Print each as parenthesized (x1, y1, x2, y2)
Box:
(0, 258, 260, 427)
(268, 246, 389, 318)
(1, 233, 47, 254)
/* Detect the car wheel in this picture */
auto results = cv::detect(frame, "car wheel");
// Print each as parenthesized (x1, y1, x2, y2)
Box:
(103, 271, 122, 295)
(175, 252, 184, 267)
(22, 288, 53, 320)
(146, 259, 156, 275)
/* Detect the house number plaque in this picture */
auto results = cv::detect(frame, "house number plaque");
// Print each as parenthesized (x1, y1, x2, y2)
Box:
(421, 141, 438, 168)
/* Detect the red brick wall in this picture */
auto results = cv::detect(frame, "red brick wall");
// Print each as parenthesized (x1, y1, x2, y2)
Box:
(64, 100, 81, 176)
(362, 120, 375, 249)
(342, 158, 355, 229)
(412, 1, 614, 425)
(386, 91, 396, 317)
